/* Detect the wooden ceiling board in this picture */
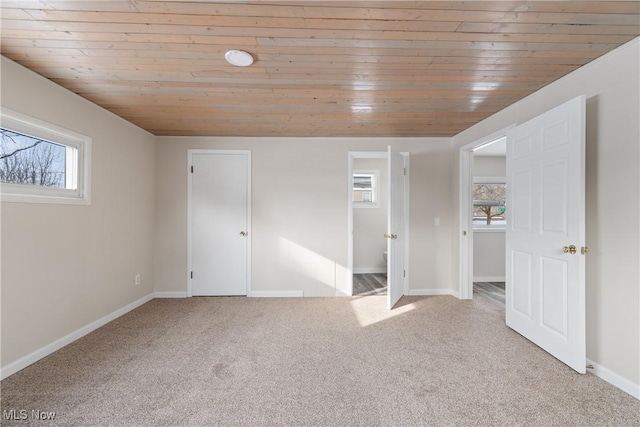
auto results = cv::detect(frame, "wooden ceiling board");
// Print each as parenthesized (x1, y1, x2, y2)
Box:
(1, 1, 639, 137)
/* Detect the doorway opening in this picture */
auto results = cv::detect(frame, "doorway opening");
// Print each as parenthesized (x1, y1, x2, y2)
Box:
(352, 157, 388, 296)
(347, 150, 410, 305)
(348, 152, 388, 296)
(458, 127, 513, 303)
(472, 137, 507, 307)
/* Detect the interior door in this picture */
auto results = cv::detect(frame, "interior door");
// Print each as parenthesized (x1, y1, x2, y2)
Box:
(387, 146, 406, 309)
(190, 151, 250, 296)
(506, 96, 586, 373)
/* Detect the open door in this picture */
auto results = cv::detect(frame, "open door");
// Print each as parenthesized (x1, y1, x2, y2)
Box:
(506, 96, 586, 373)
(387, 146, 406, 309)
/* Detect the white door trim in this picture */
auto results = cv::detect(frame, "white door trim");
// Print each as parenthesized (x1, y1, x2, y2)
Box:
(346, 151, 410, 298)
(187, 149, 252, 297)
(458, 126, 514, 300)
(403, 154, 411, 297)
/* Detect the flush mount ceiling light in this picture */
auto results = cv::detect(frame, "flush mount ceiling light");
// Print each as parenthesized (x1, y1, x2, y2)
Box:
(225, 50, 254, 67)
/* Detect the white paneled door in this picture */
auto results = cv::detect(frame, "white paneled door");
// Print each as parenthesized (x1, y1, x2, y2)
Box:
(506, 96, 586, 373)
(387, 146, 406, 309)
(189, 150, 251, 296)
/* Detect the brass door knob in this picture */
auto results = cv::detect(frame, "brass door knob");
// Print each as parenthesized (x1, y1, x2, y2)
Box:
(562, 245, 577, 254)
(581, 246, 590, 255)
(240, 231, 247, 236)
(384, 234, 398, 240)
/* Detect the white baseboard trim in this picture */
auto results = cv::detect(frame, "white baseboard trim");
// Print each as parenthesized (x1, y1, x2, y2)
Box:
(155, 291, 188, 298)
(249, 290, 304, 298)
(587, 358, 640, 400)
(407, 289, 459, 298)
(473, 276, 505, 282)
(0, 293, 154, 381)
(353, 267, 386, 274)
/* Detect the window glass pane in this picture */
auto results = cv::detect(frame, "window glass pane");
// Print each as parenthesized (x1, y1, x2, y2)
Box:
(354, 175, 373, 189)
(1, 128, 69, 189)
(353, 171, 379, 208)
(473, 183, 506, 226)
(353, 173, 376, 204)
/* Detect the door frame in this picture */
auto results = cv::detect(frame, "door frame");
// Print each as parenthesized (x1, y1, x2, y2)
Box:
(187, 149, 252, 297)
(458, 126, 513, 300)
(346, 150, 410, 297)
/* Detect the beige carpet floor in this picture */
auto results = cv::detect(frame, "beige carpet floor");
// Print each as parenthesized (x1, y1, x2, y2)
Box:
(1, 295, 639, 426)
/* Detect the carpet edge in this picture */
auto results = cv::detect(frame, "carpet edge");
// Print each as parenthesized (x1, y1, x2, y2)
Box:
(0, 292, 154, 380)
(587, 358, 640, 400)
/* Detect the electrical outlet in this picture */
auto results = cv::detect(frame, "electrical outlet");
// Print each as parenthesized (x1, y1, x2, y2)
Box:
(135, 274, 141, 286)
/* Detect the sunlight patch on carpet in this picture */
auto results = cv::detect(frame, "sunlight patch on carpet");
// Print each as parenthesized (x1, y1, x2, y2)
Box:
(349, 297, 415, 327)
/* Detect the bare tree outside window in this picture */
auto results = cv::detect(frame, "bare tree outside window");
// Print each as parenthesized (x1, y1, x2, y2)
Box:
(473, 183, 506, 225)
(1, 128, 66, 188)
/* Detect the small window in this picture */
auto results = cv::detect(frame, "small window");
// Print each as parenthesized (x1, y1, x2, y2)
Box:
(473, 181, 506, 229)
(353, 170, 379, 208)
(0, 108, 91, 204)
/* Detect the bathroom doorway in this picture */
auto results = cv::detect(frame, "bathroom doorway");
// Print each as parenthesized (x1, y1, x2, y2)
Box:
(347, 149, 410, 303)
(352, 156, 389, 296)
(352, 157, 389, 296)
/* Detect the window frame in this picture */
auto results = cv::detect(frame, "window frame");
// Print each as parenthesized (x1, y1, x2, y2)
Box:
(0, 108, 91, 205)
(353, 169, 380, 209)
(472, 176, 506, 232)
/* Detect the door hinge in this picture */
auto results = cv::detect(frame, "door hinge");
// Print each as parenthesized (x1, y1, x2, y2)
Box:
(403, 167, 406, 176)
(190, 165, 194, 173)
(190, 271, 193, 279)
(403, 270, 406, 278)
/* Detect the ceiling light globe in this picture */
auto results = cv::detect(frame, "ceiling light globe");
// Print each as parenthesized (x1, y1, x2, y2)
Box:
(225, 50, 254, 67)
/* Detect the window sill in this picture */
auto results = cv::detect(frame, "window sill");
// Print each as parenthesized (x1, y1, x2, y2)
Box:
(473, 227, 506, 233)
(1, 185, 90, 205)
(354, 203, 380, 209)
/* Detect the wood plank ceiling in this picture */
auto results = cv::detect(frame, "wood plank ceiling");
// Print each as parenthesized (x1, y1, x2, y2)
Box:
(1, 1, 639, 137)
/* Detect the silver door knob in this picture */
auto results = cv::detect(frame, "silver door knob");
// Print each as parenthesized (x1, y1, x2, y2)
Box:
(240, 231, 247, 236)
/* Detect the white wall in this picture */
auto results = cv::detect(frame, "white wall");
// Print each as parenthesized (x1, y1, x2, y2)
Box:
(353, 158, 388, 274)
(474, 155, 506, 177)
(0, 57, 156, 370)
(453, 38, 640, 392)
(155, 137, 454, 297)
(473, 156, 506, 281)
(473, 232, 505, 282)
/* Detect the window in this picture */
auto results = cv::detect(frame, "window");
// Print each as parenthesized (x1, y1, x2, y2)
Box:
(0, 108, 91, 204)
(473, 179, 506, 229)
(353, 170, 379, 208)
